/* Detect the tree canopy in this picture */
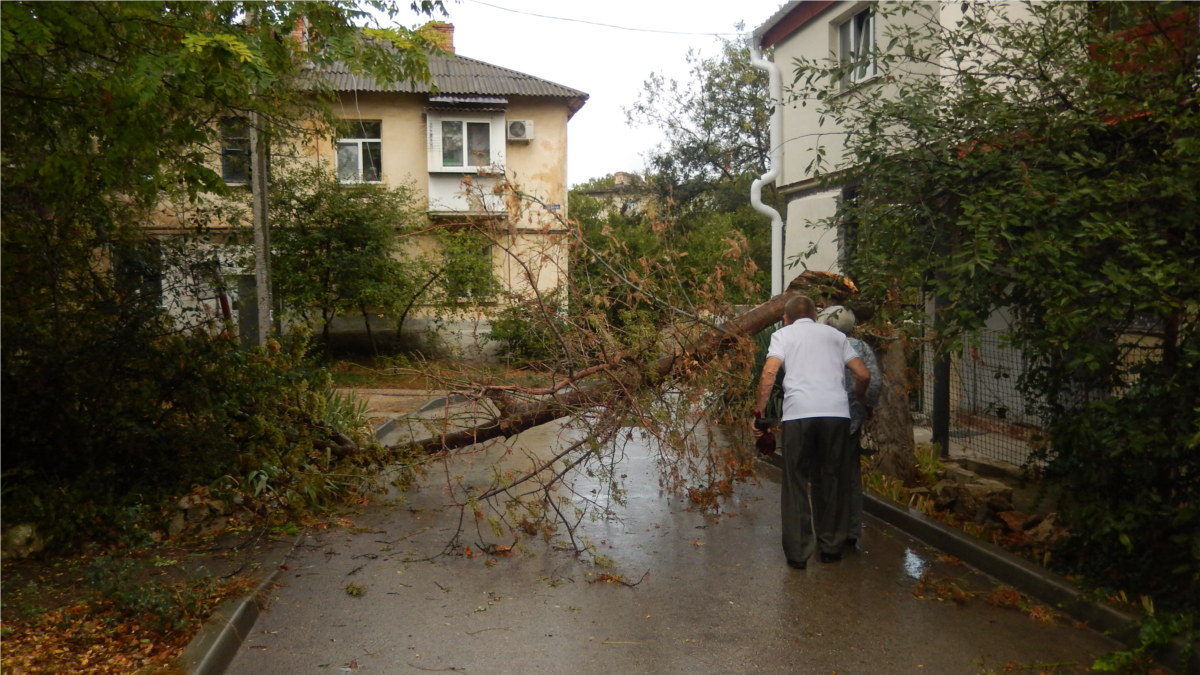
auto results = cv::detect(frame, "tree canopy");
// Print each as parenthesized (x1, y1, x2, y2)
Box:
(1, 1, 445, 543)
(266, 162, 497, 356)
(624, 34, 779, 294)
(790, 1, 1199, 608)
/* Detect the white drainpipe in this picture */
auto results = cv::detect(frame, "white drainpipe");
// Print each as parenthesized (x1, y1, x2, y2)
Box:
(749, 35, 785, 297)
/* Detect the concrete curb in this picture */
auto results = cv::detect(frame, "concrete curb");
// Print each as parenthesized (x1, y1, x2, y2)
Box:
(176, 533, 305, 675)
(759, 453, 1198, 673)
(372, 394, 469, 442)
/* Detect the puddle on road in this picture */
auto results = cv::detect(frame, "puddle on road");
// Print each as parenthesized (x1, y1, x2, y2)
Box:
(903, 548, 928, 579)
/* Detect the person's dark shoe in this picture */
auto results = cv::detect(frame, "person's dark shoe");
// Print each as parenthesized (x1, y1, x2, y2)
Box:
(819, 552, 842, 564)
(787, 559, 807, 570)
(845, 538, 858, 548)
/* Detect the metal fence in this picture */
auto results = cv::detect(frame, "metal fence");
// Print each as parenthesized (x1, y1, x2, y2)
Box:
(919, 330, 1044, 467)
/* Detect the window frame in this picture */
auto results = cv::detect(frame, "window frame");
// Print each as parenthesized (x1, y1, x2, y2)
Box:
(336, 120, 383, 184)
(838, 7, 877, 89)
(438, 118, 493, 170)
(426, 111, 507, 174)
(220, 117, 251, 185)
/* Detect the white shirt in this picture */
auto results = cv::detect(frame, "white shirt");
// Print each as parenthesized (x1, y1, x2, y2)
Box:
(767, 318, 859, 421)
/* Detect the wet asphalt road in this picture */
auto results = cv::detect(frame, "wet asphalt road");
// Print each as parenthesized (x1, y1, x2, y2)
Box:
(227, 420, 1119, 675)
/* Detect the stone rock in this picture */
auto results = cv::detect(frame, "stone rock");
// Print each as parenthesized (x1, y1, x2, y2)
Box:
(185, 503, 210, 523)
(996, 511, 1029, 533)
(198, 517, 228, 536)
(931, 480, 959, 510)
(954, 479, 1014, 519)
(1, 523, 47, 560)
(944, 465, 980, 485)
(1026, 513, 1068, 544)
(177, 494, 199, 510)
(973, 504, 992, 525)
(150, 530, 164, 543)
(909, 487, 931, 496)
(1022, 514, 1044, 530)
(168, 514, 187, 538)
(204, 499, 227, 517)
(986, 494, 1014, 513)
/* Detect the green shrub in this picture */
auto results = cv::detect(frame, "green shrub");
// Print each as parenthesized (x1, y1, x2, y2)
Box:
(1040, 336, 1200, 612)
(84, 555, 217, 633)
(486, 290, 570, 368)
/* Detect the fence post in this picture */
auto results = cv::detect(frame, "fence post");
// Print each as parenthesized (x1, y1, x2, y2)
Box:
(932, 348, 951, 459)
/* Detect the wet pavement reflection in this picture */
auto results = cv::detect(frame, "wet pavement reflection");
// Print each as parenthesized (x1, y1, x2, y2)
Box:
(228, 420, 1120, 675)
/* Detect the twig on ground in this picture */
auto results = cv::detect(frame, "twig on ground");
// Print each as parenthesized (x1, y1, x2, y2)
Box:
(465, 627, 511, 636)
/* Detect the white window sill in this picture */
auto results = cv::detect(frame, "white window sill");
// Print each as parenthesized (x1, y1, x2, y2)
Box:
(427, 209, 509, 218)
(429, 167, 505, 175)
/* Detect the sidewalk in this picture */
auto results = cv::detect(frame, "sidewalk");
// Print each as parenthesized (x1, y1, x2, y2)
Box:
(225, 420, 1120, 675)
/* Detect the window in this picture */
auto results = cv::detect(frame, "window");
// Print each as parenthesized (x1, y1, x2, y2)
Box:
(337, 121, 382, 182)
(839, 8, 876, 87)
(220, 118, 250, 184)
(426, 112, 505, 174)
(440, 120, 491, 169)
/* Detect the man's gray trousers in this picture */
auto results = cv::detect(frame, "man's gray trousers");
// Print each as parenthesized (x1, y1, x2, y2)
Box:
(780, 417, 851, 563)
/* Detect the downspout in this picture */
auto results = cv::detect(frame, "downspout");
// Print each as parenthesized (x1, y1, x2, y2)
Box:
(749, 34, 784, 297)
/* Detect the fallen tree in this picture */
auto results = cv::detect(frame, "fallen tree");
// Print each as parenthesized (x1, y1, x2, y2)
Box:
(367, 181, 922, 558)
(399, 271, 853, 455)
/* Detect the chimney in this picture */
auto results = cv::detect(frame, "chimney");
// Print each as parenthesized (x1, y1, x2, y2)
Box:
(423, 22, 455, 54)
(290, 17, 309, 50)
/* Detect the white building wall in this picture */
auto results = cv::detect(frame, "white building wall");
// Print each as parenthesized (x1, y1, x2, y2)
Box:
(783, 189, 842, 283)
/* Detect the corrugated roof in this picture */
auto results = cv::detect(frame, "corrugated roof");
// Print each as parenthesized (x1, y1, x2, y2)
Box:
(316, 52, 588, 100)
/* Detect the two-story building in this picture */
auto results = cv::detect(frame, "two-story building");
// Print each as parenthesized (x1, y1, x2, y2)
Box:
(749, 2, 1032, 463)
(751, 1, 956, 283)
(312, 25, 586, 354)
(157, 24, 588, 357)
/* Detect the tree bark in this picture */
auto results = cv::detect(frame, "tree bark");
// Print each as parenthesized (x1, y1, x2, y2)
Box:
(868, 336, 917, 482)
(361, 303, 378, 357)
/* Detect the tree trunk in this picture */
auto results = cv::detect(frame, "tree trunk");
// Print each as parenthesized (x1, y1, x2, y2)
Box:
(868, 336, 917, 482)
(393, 270, 442, 352)
(321, 308, 334, 360)
(361, 303, 378, 357)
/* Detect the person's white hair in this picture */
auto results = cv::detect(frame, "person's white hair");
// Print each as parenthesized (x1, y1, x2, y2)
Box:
(816, 305, 855, 335)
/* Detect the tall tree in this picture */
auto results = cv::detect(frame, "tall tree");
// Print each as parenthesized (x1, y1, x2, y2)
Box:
(1, 1, 444, 541)
(625, 33, 778, 293)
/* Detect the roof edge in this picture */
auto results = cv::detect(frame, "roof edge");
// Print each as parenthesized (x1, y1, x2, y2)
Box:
(753, 1, 837, 49)
(450, 51, 589, 100)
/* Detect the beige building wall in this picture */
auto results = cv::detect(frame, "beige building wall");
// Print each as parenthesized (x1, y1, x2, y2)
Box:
(323, 92, 431, 194)
(152, 87, 578, 358)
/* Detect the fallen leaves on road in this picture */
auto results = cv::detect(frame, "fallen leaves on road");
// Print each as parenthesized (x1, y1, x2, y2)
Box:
(912, 571, 970, 605)
(0, 575, 254, 675)
(987, 585, 1065, 625)
(586, 570, 650, 588)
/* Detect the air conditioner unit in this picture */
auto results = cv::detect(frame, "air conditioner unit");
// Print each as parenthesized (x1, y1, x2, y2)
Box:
(506, 119, 535, 141)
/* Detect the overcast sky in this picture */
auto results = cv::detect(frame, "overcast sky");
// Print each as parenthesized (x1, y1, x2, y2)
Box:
(392, 0, 787, 186)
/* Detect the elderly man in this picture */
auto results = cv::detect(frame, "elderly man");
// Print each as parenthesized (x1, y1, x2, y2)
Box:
(754, 296, 869, 569)
(818, 305, 882, 547)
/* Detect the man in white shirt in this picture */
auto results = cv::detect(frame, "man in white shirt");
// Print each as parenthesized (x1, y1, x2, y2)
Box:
(753, 296, 870, 569)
